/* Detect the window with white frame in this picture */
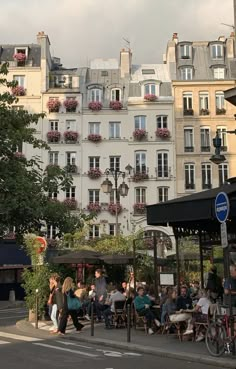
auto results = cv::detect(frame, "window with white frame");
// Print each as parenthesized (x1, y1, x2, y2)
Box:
(48, 191, 57, 199)
(185, 163, 195, 190)
(211, 44, 223, 59)
(180, 67, 193, 80)
(109, 122, 121, 139)
(49, 151, 59, 165)
(217, 127, 227, 151)
(180, 44, 191, 59)
(200, 127, 210, 152)
(157, 115, 168, 129)
(157, 152, 169, 178)
(158, 187, 169, 203)
(66, 152, 76, 166)
(199, 92, 209, 111)
(201, 163, 212, 189)
(109, 224, 116, 236)
(49, 120, 59, 131)
(13, 75, 25, 87)
(89, 189, 99, 203)
(134, 116, 146, 130)
(89, 122, 100, 134)
(183, 92, 193, 112)
(47, 225, 57, 239)
(90, 88, 102, 102)
(66, 120, 76, 131)
(89, 156, 100, 169)
(215, 91, 225, 109)
(89, 224, 100, 239)
(135, 187, 146, 203)
(66, 186, 75, 199)
(144, 83, 156, 95)
(135, 152, 147, 173)
(219, 163, 228, 186)
(184, 128, 194, 152)
(213, 68, 225, 79)
(111, 88, 121, 101)
(109, 156, 120, 172)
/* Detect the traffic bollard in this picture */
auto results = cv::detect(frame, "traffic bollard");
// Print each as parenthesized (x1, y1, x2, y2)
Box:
(127, 304, 131, 342)
(91, 301, 94, 336)
(35, 289, 39, 329)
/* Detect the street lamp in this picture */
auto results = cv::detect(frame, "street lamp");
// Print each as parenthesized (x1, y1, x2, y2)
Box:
(210, 128, 236, 165)
(101, 168, 130, 235)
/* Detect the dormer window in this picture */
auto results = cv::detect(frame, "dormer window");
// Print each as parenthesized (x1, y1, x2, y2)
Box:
(180, 44, 191, 59)
(180, 67, 193, 80)
(90, 88, 102, 102)
(14, 47, 28, 66)
(144, 83, 156, 95)
(211, 44, 223, 59)
(213, 67, 225, 79)
(111, 88, 121, 101)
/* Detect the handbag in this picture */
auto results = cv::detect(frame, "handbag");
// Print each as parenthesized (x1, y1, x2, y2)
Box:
(67, 293, 81, 311)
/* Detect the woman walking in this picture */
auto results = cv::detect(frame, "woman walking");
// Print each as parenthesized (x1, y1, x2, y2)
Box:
(50, 275, 63, 333)
(58, 277, 84, 335)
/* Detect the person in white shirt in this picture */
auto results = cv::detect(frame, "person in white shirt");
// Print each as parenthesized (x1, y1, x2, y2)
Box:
(103, 286, 126, 328)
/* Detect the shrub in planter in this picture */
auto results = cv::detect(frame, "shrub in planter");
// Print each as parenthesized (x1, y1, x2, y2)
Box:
(47, 131, 61, 142)
(11, 86, 26, 96)
(64, 131, 79, 142)
(87, 168, 102, 179)
(156, 128, 170, 138)
(184, 109, 194, 116)
(63, 198, 77, 210)
(133, 203, 146, 214)
(144, 94, 157, 102)
(87, 202, 102, 213)
(88, 101, 103, 111)
(216, 108, 226, 115)
(132, 172, 149, 182)
(47, 99, 61, 113)
(108, 202, 122, 215)
(133, 129, 147, 140)
(109, 101, 123, 110)
(88, 134, 102, 142)
(64, 99, 78, 112)
(200, 108, 209, 116)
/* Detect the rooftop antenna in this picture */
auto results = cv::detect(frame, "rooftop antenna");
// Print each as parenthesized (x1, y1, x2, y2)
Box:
(122, 37, 130, 50)
(221, 23, 235, 29)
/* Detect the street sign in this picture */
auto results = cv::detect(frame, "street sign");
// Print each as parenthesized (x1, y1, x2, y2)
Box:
(215, 192, 230, 223)
(220, 222, 228, 248)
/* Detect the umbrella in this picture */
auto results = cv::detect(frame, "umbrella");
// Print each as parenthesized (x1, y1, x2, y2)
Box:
(52, 249, 102, 264)
(100, 254, 133, 265)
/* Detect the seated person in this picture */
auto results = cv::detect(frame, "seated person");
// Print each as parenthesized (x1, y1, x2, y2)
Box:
(190, 289, 211, 340)
(121, 281, 128, 296)
(134, 286, 160, 335)
(224, 264, 236, 308)
(103, 285, 126, 329)
(169, 287, 193, 334)
(161, 289, 177, 324)
(176, 286, 193, 311)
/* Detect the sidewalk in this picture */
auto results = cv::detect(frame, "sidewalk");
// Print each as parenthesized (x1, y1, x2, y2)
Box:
(16, 318, 236, 368)
(0, 300, 25, 309)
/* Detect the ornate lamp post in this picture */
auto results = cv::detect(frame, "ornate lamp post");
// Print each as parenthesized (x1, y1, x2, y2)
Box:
(101, 169, 129, 235)
(210, 128, 236, 165)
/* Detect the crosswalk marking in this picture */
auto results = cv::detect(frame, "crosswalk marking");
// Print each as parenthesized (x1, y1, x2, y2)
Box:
(55, 341, 92, 349)
(33, 343, 98, 357)
(0, 340, 10, 345)
(0, 331, 42, 342)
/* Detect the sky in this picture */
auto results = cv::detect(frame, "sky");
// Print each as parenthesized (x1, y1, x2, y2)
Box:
(0, 0, 234, 68)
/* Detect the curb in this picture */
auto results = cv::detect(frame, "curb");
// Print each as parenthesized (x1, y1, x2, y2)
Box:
(16, 320, 236, 368)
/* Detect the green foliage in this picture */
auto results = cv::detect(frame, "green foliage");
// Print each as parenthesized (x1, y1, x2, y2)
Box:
(94, 235, 133, 255)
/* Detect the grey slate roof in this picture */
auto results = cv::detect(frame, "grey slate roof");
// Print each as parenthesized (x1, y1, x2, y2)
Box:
(0, 44, 41, 67)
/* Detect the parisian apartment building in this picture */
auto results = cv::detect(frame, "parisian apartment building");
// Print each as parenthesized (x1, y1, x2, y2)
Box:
(1, 31, 236, 255)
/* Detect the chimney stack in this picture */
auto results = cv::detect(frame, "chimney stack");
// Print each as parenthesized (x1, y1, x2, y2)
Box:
(120, 48, 132, 78)
(172, 33, 178, 44)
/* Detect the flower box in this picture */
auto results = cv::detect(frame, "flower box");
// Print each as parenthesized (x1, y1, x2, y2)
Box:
(87, 202, 102, 213)
(133, 129, 147, 140)
(64, 131, 79, 142)
(144, 94, 157, 102)
(47, 99, 61, 113)
(64, 99, 78, 112)
(11, 86, 26, 96)
(47, 131, 61, 143)
(184, 109, 194, 116)
(13, 53, 26, 62)
(199, 108, 210, 116)
(133, 203, 146, 214)
(88, 134, 102, 142)
(88, 168, 102, 179)
(109, 101, 123, 110)
(63, 198, 77, 210)
(65, 164, 78, 174)
(132, 172, 149, 182)
(88, 101, 103, 111)
(108, 202, 122, 215)
(156, 128, 171, 138)
(216, 108, 226, 115)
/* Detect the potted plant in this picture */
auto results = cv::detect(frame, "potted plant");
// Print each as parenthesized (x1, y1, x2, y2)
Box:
(200, 108, 210, 116)
(13, 53, 26, 62)
(216, 108, 226, 115)
(144, 94, 157, 102)
(45, 164, 60, 170)
(63, 198, 77, 210)
(184, 108, 194, 116)
(63, 99, 78, 112)
(47, 131, 61, 143)
(47, 99, 61, 113)
(133, 203, 146, 214)
(11, 86, 26, 96)
(87, 202, 102, 213)
(133, 129, 147, 140)
(109, 101, 123, 110)
(88, 101, 103, 111)
(64, 131, 79, 142)
(108, 202, 123, 215)
(88, 133, 102, 142)
(87, 168, 102, 179)
(156, 128, 171, 139)
(132, 172, 149, 182)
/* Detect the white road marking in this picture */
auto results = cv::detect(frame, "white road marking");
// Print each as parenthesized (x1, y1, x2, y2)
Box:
(0, 340, 10, 345)
(55, 340, 92, 349)
(33, 343, 98, 357)
(0, 331, 42, 342)
(123, 352, 142, 356)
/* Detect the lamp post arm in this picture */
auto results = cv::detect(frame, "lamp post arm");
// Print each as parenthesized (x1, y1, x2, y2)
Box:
(226, 129, 236, 135)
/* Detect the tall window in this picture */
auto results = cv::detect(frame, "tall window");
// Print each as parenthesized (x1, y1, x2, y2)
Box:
(89, 189, 99, 203)
(89, 225, 100, 239)
(213, 68, 225, 79)
(157, 152, 168, 178)
(135, 152, 147, 173)
(13, 75, 25, 87)
(180, 67, 193, 80)
(158, 187, 168, 203)
(199, 92, 209, 112)
(135, 188, 146, 203)
(135, 116, 146, 130)
(201, 163, 212, 189)
(48, 191, 57, 200)
(217, 127, 227, 151)
(47, 225, 57, 239)
(215, 91, 225, 110)
(111, 88, 121, 101)
(183, 92, 193, 114)
(144, 83, 156, 95)
(157, 115, 168, 129)
(66, 120, 76, 130)
(185, 163, 195, 190)
(200, 128, 210, 152)
(109, 224, 116, 236)
(180, 44, 191, 58)
(66, 186, 75, 199)
(49, 151, 58, 165)
(219, 163, 228, 186)
(89, 122, 100, 134)
(66, 152, 76, 165)
(109, 122, 120, 139)
(110, 156, 120, 172)
(89, 157, 100, 169)
(90, 88, 102, 102)
(49, 120, 59, 131)
(211, 44, 223, 59)
(184, 128, 194, 152)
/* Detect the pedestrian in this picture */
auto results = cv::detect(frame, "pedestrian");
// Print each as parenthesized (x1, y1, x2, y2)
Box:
(94, 269, 107, 322)
(58, 277, 84, 335)
(206, 265, 223, 302)
(50, 275, 63, 334)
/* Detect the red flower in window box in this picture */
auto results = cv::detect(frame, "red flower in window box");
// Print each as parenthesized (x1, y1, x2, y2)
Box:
(156, 128, 170, 138)
(133, 203, 146, 214)
(88, 134, 102, 142)
(64, 131, 79, 142)
(109, 101, 123, 110)
(87, 202, 102, 213)
(88, 102, 103, 111)
(63, 99, 78, 112)
(88, 168, 102, 179)
(63, 199, 77, 210)
(47, 131, 61, 142)
(11, 86, 26, 96)
(133, 129, 147, 140)
(108, 202, 123, 215)
(144, 94, 157, 102)
(47, 99, 61, 113)
(13, 53, 26, 62)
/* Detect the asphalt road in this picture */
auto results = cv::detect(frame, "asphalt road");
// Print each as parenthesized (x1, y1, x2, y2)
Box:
(0, 307, 224, 369)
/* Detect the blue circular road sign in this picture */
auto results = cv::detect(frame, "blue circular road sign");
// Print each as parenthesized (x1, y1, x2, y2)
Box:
(215, 192, 230, 223)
